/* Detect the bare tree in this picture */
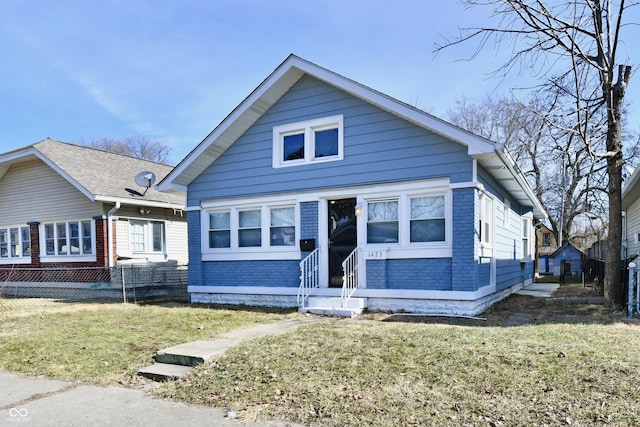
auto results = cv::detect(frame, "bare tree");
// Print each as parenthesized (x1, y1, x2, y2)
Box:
(447, 93, 611, 247)
(437, 0, 636, 305)
(86, 135, 172, 164)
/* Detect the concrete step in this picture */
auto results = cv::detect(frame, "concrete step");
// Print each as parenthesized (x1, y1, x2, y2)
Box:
(154, 338, 237, 366)
(302, 297, 367, 317)
(307, 296, 367, 309)
(138, 317, 327, 381)
(137, 363, 193, 382)
(305, 306, 363, 317)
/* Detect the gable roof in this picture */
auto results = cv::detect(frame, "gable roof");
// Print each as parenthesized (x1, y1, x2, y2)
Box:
(158, 54, 545, 218)
(0, 139, 185, 209)
(623, 165, 640, 210)
(550, 242, 584, 258)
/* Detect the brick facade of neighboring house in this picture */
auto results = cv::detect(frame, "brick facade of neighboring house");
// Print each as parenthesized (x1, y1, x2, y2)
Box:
(0, 140, 188, 286)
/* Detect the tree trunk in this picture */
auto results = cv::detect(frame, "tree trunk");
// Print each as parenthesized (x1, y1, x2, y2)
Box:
(604, 154, 623, 305)
(603, 66, 630, 307)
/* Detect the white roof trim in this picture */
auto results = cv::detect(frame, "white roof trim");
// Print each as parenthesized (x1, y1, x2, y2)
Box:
(157, 54, 543, 218)
(158, 55, 499, 191)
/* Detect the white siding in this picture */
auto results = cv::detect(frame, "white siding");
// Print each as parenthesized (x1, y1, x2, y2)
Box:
(626, 198, 640, 257)
(0, 160, 97, 225)
(113, 206, 188, 263)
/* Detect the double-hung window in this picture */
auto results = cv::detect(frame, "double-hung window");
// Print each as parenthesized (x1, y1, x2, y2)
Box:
(0, 226, 30, 260)
(367, 200, 399, 244)
(270, 207, 295, 246)
(365, 192, 449, 247)
(522, 218, 531, 259)
(238, 210, 261, 247)
(43, 221, 93, 256)
(273, 115, 343, 168)
(129, 220, 165, 253)
(479, 195, 493, 248)
(206, 204, 297, 252)
(410, 196, 445, 242)
(209, 212, 231, 248)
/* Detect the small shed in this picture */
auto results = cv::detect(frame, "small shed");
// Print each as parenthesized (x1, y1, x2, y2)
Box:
(542, 243, 584, 278)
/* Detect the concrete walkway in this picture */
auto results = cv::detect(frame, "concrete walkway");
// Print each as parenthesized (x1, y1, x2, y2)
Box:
(515, 282, 560, 298)
(139, 316, 326, 381)
(0, 316, 326, 427)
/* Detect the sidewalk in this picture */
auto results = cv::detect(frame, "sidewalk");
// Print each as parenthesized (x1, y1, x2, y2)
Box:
(0, 317, 324, 427)
(515, 282, 560, 298)
(0, 371, 305, 426)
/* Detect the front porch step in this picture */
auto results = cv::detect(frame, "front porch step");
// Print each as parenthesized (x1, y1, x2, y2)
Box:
(301, 297, 367, 318)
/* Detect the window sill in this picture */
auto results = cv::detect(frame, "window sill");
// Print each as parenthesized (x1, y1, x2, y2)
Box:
(40, 255, 97, 263)
(203, 248, 300, 261)
(0, 257, 31, 265)
(362, 245, 452, 259)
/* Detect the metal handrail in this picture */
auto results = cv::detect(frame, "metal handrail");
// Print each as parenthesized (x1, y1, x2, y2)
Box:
(297, 249, 319, 309)
(341, 248, 359, 308)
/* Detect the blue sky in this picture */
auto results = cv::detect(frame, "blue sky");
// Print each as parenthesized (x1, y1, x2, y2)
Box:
(1, 0, 638, 165)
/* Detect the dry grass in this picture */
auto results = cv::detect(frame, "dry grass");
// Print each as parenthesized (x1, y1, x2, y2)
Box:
(0, 302, 297, 385)
(3, 286, 640, 426)
(159, 318, 640, 426)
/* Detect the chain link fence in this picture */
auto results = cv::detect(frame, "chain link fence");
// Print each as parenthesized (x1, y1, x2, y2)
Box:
(0, 263, 188, 315)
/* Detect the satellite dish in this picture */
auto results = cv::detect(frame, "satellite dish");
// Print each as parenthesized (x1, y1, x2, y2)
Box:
(126, 171, 156, 197)
(134, 171, 156, 188)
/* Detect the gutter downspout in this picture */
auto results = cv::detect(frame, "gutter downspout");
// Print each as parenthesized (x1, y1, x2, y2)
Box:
(107, 202, 121, 268)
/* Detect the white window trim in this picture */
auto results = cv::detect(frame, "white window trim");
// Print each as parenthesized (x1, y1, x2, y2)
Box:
(479, 192, 494, 257)
(360, 190, 452, 252)
(272, 115, 344, 168)
(202, 201, 300, 261)
(0, 225, 31, 265)
(129, 219, 166, 255)
(39, 219, 96, 263)
(521, 216, 533, 262)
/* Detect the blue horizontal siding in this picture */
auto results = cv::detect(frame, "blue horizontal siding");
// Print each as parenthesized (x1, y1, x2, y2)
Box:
(496, 259, 530, 291)
(188, 75, 473, 205)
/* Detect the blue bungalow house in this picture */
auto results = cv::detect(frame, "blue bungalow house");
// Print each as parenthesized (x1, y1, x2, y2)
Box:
(158, 55, 547, 316)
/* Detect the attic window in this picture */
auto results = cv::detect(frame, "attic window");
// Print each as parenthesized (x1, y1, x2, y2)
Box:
(273, 115, 343, 168)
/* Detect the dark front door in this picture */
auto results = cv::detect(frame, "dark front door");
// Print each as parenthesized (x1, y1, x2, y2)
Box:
(328, 198, 357, 288)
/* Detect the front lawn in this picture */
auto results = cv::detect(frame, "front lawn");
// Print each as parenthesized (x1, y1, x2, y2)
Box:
(0, 302, 296, 385)
(2, 300, 640, 426)
(159, 318, 640, 426)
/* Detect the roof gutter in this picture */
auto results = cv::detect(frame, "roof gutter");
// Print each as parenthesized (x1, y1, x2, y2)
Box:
(495, 148, 548, 220)
(107, 202, 121, 268)
(94, 195, 185, 211)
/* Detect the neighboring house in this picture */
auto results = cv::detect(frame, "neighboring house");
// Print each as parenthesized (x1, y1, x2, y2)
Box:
(536, 223, 558, 275)
(0, 139, 187, 269)
(545, 243, 584, 278)
(158, 55, 546, 316)
(623, 165, 640, 261)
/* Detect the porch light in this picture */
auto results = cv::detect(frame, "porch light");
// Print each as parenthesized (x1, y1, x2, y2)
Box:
(355, 202, 362, 216)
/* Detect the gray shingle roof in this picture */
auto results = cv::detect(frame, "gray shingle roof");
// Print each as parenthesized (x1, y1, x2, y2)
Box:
(4, 139, 184, 207)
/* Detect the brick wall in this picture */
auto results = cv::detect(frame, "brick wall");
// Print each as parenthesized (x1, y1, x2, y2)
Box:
(187, 211, 203, 287)
(300, 201, 319, 251)
(366, 258, 452, 290)
(201, 260, 300, 287)
(451, 187, 480, 291)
